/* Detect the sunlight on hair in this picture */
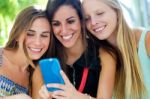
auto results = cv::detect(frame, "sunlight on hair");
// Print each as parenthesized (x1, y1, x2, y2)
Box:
(80, 0, 83, 3)
(33, 5, 44, 10)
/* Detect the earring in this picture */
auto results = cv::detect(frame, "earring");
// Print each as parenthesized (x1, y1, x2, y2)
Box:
(12, 40, 18, 48)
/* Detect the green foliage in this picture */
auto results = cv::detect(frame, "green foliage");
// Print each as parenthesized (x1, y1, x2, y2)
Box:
(0, 0, 47, 46)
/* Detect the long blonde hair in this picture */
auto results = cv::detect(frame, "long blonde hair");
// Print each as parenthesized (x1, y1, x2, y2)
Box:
(101, 0, 145, 99)
(82, 0, 145, 98)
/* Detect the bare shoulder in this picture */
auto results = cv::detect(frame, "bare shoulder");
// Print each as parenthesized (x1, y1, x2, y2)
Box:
(133, 28, 150, 57)
(97, 48, 116, 98)
(99, 48, 116, 68)
(132, 27, 143, 43)
(146, 31, 150, 57)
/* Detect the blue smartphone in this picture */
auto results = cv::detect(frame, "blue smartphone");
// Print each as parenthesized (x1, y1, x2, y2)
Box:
(39, 58, 65, 92)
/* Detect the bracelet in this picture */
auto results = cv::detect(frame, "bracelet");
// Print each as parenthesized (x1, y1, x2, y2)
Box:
(85, 94, 92, 99)
(88, 95, 92, 99)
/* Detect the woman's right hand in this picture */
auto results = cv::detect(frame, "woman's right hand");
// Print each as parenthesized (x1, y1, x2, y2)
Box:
(39, 85, 52, 99)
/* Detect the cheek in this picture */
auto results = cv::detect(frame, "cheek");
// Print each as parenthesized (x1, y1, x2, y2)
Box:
(109, 15, 117, 32)
(74, 22, 82, 32)
(43, 38, 50, 48)
(25, 38, 31, 46)
(108, 11, 118, 25)
(86, 23, 91, 30)
(53, 27, 60, 36)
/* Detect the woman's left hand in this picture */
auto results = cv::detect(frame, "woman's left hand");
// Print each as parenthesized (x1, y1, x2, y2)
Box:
(46, 70, 79, 99)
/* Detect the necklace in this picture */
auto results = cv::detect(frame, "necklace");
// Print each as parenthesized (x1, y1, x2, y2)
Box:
(72, 66, 76, 86)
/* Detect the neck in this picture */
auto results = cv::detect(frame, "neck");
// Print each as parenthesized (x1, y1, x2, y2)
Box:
(65, 36, 85, 65)
(5, 48, 29, 71)
(107, 31, 117, 47)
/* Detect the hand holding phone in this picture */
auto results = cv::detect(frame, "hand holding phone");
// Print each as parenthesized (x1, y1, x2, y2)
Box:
(39, 58, 65, 92)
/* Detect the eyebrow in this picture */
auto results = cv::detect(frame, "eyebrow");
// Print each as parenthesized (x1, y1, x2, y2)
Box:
(52, 16, 76, 22)
(28, 29, 50, 33)
(28, 29, 35, 32)
(66, 16, 76, 20)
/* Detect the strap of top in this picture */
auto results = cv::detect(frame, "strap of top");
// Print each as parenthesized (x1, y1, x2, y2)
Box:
(0, 47, 3, 66)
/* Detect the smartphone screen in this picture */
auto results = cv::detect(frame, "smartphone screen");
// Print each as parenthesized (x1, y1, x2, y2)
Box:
(39, 58, 64, 92)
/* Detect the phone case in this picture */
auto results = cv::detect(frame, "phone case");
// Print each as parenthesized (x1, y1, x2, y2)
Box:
(39, 58, 64, 92)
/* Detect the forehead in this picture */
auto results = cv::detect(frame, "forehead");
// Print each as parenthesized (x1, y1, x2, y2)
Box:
(31, 17, 48, 25)
(29, 17, 50, 31)
(83, 0, 109, 12)
(53, 5, 78, 19)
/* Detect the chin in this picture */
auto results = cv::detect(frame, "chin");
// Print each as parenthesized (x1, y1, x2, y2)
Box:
(30, 56, 41, 61)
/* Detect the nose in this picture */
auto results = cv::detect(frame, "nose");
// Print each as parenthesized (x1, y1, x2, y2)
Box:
(91, 16, 97, 26)
(34, 35, 41, 46)
(61, 24, 68, 35)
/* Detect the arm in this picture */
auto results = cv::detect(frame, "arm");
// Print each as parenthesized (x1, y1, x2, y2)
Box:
(97, 48, 116, 99)
(145, 31, 150, 57)
(32, 66, 44, 99)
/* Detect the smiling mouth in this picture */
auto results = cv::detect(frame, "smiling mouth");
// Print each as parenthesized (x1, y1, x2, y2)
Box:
(61, 33, 74, 41)
(29, 47, 42, 53)
(93, 25, 106, 33)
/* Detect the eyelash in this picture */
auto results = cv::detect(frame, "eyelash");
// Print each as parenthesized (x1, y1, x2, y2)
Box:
(41, 34, 49, 37)
(27, 32, 49, 38)
(67, 20, 75, 24)
(27, 33, 34, 36)
(85, 17, 90, 21)
(96, 12, 104, 16)
(52, 19, 75, 27)
(52, 22, 60, 26)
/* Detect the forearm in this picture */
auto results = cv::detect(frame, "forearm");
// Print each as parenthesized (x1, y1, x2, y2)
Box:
(2, 94, 32, 99)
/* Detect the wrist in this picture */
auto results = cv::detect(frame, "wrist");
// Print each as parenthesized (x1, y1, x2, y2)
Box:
(85, 94, 92, 99)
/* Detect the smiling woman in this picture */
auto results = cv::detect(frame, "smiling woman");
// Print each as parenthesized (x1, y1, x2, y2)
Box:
(26, 17, 50, 60)
(0, 6, 51, 98)
(32, 0, 118, 99)
(82, 0, 149, 99)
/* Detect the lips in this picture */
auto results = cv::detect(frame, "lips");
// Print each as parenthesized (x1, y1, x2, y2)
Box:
(61, 33, 74, 41)
(29, 47, 42, 53)
(93, 25, 106, 33)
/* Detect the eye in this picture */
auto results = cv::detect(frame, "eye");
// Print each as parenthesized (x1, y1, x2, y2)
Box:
(27, 32, 34, 36)
(67, 19, 75, 24)
(41, 33, 50, 38)
(52, 21, 60, 27)
(85, 16, 90, 22)
(96, 12, 104, 16)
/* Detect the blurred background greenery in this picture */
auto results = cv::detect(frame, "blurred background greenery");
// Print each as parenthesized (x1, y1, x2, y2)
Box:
(0, 0, 47, 46)
(0, 0, 150, 46)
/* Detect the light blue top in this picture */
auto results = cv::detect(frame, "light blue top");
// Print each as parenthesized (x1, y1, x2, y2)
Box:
(138, 29, 150, 99)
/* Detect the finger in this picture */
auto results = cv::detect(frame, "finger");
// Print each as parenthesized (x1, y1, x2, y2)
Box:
(52, 91, 66, 99)
(39, 89, 47, 99)
(46, 83, 65, 90)
(60, 70, 70, 84)
(39, 85, 50, 98)
(52, 90, 66, 97)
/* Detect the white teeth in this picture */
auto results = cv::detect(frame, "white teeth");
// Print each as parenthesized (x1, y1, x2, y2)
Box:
(94, 26, 105, 32)
(62, 34, 73, 40)
(30, 48, 41, 52)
